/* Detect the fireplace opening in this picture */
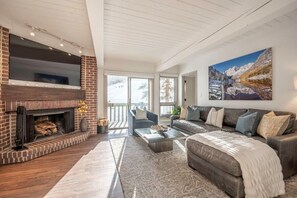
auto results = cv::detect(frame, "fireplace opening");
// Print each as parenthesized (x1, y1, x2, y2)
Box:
(25, 108, 75, 143)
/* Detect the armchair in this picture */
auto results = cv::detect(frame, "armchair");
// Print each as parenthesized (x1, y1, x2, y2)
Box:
(128, 109, 158, 136)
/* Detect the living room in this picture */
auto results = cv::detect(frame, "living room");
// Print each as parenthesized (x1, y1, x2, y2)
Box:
(1, 0, 297, 197)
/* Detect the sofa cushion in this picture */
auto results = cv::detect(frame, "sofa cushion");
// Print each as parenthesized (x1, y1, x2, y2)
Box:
(186, 106, 200, 121)
(186, 134, 242, 177)
(221, 126, 236, 132)
(235, 112, 258, 136)
(257, 111, 290, 139)
(173, 120, 219, 134)
(206, 107, 224, 128)
(249, 109, 296, 134)
(223, 108, 247, 127)
(135, 119, 155, 128)
(180, 107, 187, 119)
(196, 106, 211, 121)
(135, 107, 147, 120)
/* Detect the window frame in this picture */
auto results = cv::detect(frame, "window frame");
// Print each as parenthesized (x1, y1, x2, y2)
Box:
(159, 76, 178, 117)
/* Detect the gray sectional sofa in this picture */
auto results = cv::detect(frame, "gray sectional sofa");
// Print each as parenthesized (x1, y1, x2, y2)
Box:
(170, 106, 297, 198)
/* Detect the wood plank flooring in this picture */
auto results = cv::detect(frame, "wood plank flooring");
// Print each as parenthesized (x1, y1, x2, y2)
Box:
(0, 134, 124, 198)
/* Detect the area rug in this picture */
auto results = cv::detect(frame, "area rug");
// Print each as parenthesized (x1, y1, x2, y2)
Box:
(109, 136, 297, 198)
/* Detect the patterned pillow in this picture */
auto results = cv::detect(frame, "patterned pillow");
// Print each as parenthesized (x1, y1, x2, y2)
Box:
(257, 111, 290, 139)
(206, 107, 224, 128)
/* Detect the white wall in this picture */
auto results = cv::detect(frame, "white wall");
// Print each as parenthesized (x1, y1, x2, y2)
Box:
(179, 23, 297, 115)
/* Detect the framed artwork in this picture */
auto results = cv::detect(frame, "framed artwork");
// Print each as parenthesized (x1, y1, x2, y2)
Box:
(209, 48, 272, 100)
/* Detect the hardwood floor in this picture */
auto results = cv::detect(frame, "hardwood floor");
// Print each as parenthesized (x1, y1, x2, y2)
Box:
(0, 134, 124, 198)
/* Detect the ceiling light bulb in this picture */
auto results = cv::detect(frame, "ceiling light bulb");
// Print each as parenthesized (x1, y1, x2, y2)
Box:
(68, 53, 71, 56)
(60, 39, 64, 47)
(49, 47, 53, 50)
(78, 47, 82, 54)
(30, 27, 35, 37)
(20, 37, 24, 40)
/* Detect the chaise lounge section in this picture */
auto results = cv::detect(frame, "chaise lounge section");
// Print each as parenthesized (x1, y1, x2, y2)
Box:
(171, 106, 297, 198)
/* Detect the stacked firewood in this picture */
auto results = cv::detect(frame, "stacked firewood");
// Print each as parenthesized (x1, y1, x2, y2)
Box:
(34, 116, 58, 136)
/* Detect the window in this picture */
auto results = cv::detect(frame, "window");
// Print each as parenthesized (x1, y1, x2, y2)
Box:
(159, 77, 177, 117)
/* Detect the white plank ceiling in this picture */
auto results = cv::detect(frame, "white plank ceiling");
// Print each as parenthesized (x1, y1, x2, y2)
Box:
(0, 0, 297, 68)
(104, 0, 262, 62)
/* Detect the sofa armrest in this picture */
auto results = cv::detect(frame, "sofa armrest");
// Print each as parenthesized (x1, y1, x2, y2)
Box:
(147, 111, 158, 125)
(128, 110, 136, 135)
(267, 132, 297, 178)
(170, 115, 180, 128)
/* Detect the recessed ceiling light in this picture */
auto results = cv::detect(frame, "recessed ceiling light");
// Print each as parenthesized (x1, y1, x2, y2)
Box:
(78, 47, 83, 54)
(49, 46, 53, 50)
(20, 37, 24, 40)
(68, 53, 71, 56)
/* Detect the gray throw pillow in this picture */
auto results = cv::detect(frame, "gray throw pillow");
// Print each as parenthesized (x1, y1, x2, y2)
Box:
(186, 106, 200, 121)
(235, 112, 258, 136)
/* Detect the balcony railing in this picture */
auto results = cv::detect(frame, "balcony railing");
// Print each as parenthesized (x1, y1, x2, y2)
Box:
(107, 103, 148, 129)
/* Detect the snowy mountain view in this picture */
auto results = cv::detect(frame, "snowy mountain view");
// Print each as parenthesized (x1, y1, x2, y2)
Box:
(209, 48, 272, 100)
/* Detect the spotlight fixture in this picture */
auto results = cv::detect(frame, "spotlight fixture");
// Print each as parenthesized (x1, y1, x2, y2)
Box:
(30, 27, 35, 37)
(60, 39, 64, 47)
(27, 24, 83, 55)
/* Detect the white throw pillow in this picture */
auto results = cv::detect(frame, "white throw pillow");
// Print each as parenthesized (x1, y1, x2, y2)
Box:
(206, 107, 224, 128)
(179, 107, 188, 119)
(135, 107, 147, 120)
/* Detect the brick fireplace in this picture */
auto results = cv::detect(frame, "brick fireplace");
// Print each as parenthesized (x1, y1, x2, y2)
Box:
(0, 26, 98, 164)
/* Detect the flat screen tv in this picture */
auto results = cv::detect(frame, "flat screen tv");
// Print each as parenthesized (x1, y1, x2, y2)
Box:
(9, 34, 81, 86)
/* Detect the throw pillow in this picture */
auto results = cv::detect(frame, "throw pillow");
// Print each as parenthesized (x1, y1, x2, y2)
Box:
(235, 112, 258, 136)
(206, 107, 224, 128)
(135, 107, 147, 120)
(257, 111, 290, 139)
(179, 107, 188, 119)
(186, 106, 200, 121)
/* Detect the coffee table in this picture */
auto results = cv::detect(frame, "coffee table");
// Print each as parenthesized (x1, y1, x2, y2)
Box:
(134, 128, 189, 153)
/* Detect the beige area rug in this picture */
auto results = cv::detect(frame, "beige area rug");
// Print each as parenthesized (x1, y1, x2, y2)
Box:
(110, 136, 297, 198)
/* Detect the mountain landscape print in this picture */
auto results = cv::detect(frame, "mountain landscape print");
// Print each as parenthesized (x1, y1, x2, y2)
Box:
(209, 48, 272, 100)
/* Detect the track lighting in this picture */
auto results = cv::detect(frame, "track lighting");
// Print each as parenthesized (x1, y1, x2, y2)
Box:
(30, 27, 35, 37)
(27, 24, 83, 55)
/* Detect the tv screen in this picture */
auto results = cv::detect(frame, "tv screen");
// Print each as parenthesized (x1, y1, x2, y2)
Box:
(9, 34, 81, 86)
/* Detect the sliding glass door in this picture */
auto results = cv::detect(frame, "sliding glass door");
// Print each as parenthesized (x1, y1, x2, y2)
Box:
(107, 75, 152, 129)
(129, 78, 151, 111)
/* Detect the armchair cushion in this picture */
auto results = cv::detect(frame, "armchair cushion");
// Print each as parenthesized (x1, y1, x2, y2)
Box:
(135, 107, 147, 120)
(135, 119, 155, 129)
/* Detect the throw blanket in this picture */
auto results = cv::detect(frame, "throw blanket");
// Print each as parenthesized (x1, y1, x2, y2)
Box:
(192, 131, 285, 198)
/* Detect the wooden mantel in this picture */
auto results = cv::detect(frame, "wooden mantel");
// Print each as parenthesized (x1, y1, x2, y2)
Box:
(1, 84, 85, 101)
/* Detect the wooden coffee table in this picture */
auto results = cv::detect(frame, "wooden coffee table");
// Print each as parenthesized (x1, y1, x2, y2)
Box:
(134, 128, 189, 153)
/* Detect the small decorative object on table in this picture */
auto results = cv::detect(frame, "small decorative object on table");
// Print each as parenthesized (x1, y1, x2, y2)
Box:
(151, 125, 168, 134)
(78, 100, 88, 132)
(97, 118, 109, 133)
